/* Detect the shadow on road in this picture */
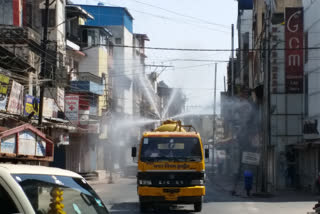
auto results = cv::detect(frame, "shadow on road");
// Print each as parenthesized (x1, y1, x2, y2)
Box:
(109, 202, 196, 214)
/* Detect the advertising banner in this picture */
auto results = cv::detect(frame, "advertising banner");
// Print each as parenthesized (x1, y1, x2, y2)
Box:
(7, 80, 24, 114)
(0, 74, 10, 111)
(285, 8, 304, 93)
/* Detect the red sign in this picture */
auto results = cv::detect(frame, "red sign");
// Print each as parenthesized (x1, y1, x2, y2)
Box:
(285, 8, 304, 93)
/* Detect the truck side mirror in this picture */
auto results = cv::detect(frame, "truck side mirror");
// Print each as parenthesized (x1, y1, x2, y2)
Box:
(131, 147, 137, 158)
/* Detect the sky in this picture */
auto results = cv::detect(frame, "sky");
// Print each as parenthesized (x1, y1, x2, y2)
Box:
(75, 0, 238, 115)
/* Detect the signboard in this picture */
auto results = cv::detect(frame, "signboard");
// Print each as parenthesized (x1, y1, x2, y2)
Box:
(0, 74, 10, 111)
(79, 95, 90, 125)
(58, 134, 69, 146)
(242, 152, 261, 166)
(24, 95, 40, 119)
(43, 97, 54, 118)
(1, 135, 16, 154)
(65, 95, 79, 122)
(285, 8, 304, 93)
(7, 80, 24, 114)
(216, 150, 226, 159)
(19, 130, 36, 156)
(36, 137, 46, 156)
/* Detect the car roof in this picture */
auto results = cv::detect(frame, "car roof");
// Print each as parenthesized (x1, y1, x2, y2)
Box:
(0, 164, 82, 178)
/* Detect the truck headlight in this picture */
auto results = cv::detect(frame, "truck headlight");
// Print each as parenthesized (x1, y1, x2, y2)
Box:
(191, 179, 204, 185)
(139, 180, 152, 185)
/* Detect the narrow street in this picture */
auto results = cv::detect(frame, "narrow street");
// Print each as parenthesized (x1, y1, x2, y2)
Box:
(91, 176, 317, 214)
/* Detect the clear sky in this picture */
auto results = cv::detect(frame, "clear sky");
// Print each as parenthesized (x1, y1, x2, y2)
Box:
(76, 0, 238, 114)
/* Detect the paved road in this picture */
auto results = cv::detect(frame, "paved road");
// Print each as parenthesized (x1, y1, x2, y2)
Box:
(91, 177, 318, 214)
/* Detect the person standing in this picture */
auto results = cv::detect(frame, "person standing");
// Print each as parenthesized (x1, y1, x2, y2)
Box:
(244, 170, 253, 196)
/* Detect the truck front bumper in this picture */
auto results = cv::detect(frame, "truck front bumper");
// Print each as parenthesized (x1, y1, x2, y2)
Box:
(138, 186, 205, 203)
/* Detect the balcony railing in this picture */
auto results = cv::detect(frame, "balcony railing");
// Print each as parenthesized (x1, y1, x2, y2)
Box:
(0, 25, 41, 47)
(77, 72, 103, 84)
(69, 80, 104, 95)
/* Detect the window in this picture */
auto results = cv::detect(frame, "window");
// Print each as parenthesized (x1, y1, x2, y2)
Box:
(13, 174, 109, 214)
(140, 137, 202, 162)
(0, 184, 19, 213)
(108, 43, 114, 56)
(115, 38, 122, 44)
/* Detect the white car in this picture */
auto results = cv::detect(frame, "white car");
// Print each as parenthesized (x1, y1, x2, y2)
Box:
(0, 164, 109, 214)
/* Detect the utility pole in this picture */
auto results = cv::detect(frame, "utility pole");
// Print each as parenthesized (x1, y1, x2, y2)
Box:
(224, 76, 226, 92)
(38, 0, 50, 125)
(213, 63, 217, 139)
(261, 5, 271, 193)
(231, 24, 235, 97)
(211, 63, 217, 173)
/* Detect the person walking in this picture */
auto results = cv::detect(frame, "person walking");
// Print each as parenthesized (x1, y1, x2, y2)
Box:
(244, 170, 253, 197)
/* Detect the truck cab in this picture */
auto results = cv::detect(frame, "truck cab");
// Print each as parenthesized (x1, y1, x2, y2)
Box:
(132, 120, 209, 212)
(0, 164, 110, 214)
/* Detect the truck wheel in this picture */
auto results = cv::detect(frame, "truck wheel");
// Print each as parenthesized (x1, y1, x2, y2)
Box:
(140, 202, 149, 213)
(194, 202, 202, 212)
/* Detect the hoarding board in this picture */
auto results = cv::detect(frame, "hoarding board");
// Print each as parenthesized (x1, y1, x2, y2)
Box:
(285, 8, 304, 93)
(65, 95, 79, 123)
(0, 74, 10, 111)
(7, 80, 24, 114)
(43, 97, 54, 118)
(242, 152, 261, 166)
(24, 95, 40, 119)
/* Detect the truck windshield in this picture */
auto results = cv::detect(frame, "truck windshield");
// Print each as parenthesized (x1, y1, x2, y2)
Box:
(12, 174, 109, 214)
(140, 137, 202, 162)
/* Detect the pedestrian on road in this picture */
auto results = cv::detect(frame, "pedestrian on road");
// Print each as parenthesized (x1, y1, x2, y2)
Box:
(244, 170, 253, 197)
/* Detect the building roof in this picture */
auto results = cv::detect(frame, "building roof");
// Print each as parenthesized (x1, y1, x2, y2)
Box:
(77, 4, 134, 20)
(134, 33, 150, 41)
(0, 164, 82, 178)
(66, 5, 94, 20)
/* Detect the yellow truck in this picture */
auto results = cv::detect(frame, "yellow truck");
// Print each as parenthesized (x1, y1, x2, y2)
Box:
(131, 120, 209, 212)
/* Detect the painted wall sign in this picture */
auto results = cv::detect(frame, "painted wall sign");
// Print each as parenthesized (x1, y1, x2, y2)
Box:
(7, 80, 24, 114)
(285, 8, 304, 93)
(0, 74, 10, 111)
